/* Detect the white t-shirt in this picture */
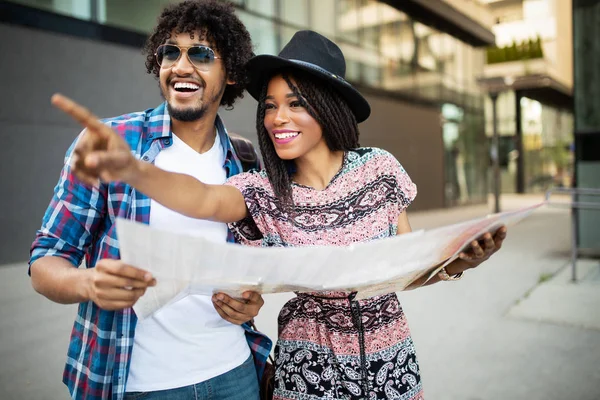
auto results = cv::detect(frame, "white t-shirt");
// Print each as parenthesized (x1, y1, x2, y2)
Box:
(126, 132, 251, 392)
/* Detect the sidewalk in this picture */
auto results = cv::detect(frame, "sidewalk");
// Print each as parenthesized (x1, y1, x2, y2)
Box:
(393, 194, 600, 400)
(2, 194, 599, 399)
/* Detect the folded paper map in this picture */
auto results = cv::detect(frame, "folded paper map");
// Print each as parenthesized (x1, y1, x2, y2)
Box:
(116, 203, 543, 319)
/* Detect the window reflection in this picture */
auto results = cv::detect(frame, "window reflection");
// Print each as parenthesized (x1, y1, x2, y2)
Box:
(280, 0, 310, 28)
(9, 0, 94, 20)
(9, 0, 487, 113)
(245, 0, 276, 18)
(8, 0, 490, 204)
(238, 10, 278, 55)
(310, 0, 336, 37)
(337, 0, 360, 44)
(104, 0, 171, 33)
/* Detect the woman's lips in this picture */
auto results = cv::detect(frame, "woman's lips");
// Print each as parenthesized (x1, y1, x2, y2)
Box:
(272, 131, 300, 145)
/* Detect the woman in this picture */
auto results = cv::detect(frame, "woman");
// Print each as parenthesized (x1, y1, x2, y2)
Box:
(54, 30, 505, 399)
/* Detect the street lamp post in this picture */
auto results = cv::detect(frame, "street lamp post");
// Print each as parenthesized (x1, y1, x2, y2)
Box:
(478, 76, 517, 214)
(490, 92, 501, 213)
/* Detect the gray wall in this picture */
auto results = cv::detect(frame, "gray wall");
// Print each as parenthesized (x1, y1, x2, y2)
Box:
(0, 23, 161, 265)
(360, 95, 444, 211)
(0, 23, 443, 265)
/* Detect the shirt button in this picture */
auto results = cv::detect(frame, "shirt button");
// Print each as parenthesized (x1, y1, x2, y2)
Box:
(164, 139, 171, 145)
(148, 133, 153, 138)
(142, 155, 149, 161)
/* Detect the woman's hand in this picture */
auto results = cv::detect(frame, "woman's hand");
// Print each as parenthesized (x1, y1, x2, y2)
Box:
(445, 225, 508, 275)
(51, 93, 139, 186)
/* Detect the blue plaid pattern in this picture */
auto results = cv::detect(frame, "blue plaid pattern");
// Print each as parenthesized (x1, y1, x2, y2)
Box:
(29, 102, 271, 400)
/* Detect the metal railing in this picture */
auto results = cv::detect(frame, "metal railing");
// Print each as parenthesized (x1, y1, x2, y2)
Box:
(545, 187, 600, 282)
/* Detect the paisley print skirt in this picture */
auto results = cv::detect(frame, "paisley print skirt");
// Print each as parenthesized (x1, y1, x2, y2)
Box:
(273, 292, 424, 400)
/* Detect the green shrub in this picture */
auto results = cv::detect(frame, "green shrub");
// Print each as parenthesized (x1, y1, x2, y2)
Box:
(486, 37, 544, 64)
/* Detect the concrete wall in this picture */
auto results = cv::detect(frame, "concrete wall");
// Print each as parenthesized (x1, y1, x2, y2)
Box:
(0, 23, 443, 265)
(0, 23, 161, 266)
(359, 96, 444, 211)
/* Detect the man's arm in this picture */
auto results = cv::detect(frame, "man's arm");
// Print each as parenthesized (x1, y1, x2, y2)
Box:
(31, 257, 155, 310)
(30, 106, 156, 310)
(30, 257, 90, 304)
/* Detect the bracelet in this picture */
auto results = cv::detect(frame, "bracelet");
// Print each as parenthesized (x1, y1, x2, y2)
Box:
(437, 267, 463, 281)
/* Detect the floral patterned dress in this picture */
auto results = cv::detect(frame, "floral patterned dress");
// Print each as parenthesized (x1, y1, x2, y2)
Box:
(226, 147, 424, 400)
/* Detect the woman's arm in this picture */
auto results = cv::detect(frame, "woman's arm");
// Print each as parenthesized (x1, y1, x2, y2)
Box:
(51, 93, 248, 224)
(395, 212, 443, 287)
(397, 210, 507, 288)
(130, 161, 248, 222)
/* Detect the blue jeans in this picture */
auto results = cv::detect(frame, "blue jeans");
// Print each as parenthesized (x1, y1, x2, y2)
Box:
(124, 355, 259, 400)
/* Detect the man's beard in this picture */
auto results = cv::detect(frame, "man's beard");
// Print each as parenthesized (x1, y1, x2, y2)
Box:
(167, 104, 208, 122)
(162, 78, 227, 123)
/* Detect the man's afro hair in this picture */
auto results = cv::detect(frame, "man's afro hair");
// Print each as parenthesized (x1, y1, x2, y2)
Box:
(143, 0, 253, 108)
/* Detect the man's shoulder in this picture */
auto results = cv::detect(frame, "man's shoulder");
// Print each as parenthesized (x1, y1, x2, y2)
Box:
(100, 105, 166, 137)
(100, 109, 149, 131)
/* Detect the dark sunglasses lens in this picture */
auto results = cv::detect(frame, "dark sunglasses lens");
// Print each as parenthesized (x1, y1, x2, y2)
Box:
(157, 45, 181, 66)
(188, 47, 214, 65)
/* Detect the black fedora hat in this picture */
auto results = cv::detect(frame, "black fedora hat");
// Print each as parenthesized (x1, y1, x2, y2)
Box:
(245, 30, 371, 123)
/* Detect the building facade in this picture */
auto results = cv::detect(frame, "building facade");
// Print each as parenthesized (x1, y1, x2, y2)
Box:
(0, 0, 495, 264)
(480, 0, 574, 194)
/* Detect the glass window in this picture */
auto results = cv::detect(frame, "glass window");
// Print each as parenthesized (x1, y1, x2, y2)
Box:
(104, 0, 171, 33)
(359, 0, 380, 51)
(379, 8, 414, 93)
(238, 10, 278, 55)
(338, 43, 361, 83)
(8, 0, 93, 20)
(397, 17, 414, 64)
(245, 0, 276, 18)
(310, 0, 335, 37)
(280, 0, 310, 28)
(10, 0, 488, 115)
(336, 0, 360, 44)
(443, 105, 488, 206)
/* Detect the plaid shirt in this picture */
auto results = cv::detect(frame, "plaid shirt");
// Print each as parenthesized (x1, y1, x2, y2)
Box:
(29, 103, 272, 400)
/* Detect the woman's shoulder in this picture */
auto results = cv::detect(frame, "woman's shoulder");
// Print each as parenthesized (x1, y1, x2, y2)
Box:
(349, 146, 395, 158)
(225, 169, 271, 191)
(348, 147, 404, 170)
(349, 147, 416, 201)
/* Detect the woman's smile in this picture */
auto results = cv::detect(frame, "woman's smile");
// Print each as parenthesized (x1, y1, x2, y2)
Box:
(272, 129, 300, 145)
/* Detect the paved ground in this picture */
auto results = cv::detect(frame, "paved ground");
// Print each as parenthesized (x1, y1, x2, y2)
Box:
(2, 194, 599, 399)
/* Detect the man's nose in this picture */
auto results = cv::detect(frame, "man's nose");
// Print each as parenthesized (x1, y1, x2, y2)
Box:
(171, 49, 194, 74)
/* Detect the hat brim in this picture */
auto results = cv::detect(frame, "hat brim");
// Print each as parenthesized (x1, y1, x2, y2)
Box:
(245, 55, 371, 123)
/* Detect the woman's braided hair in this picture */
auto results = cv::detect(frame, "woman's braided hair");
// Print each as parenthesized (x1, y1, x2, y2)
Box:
(142, 0, 253, 108)
(256, 68, 361, 206)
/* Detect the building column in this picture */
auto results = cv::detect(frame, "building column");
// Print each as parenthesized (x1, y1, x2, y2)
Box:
(515, 90, 525, 193)
(491, 93, 501, 213)
(573, 0, 600, 253)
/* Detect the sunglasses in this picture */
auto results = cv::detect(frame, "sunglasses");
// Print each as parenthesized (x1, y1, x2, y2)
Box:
(155, 44, 222, 71)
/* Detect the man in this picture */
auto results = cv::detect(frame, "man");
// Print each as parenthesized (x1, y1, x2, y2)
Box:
(28, 1, 271, 399)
